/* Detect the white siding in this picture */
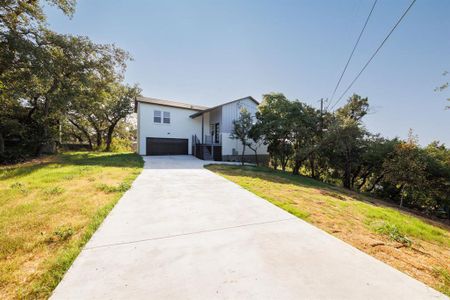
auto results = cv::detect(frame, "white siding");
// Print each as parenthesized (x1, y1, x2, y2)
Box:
(222, 132, 268, 156)
(137, 102, 202, 155)
(221, 98, 258, 133)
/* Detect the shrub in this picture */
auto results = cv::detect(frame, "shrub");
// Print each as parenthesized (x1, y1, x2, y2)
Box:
(373, 221, 412, 246)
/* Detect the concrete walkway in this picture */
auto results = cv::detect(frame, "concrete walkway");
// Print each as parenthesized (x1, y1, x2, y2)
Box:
(51, 156, 446, 299)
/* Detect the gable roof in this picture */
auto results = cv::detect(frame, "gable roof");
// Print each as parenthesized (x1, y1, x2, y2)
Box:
(189, 96, 259, 118)
(136, 96, 209, 111)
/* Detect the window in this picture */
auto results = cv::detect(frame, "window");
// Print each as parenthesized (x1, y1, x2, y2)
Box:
(153, 110, 161, 123)
(163, 111, 170, 124)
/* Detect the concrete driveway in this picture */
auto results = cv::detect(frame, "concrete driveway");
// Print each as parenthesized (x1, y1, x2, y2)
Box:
(51, 156, 445, 299)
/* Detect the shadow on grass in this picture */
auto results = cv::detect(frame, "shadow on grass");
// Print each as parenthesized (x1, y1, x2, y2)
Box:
(207, 164, 333, 189)
(208, 164, 382, 204)
(0, 161, 52, 180)
(59, 152, 143, 168)
(0, 152, 143, 181)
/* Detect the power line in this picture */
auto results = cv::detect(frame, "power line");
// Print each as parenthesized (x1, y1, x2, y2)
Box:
(328, 0, 378, 108)
(330, 0, 417, 111)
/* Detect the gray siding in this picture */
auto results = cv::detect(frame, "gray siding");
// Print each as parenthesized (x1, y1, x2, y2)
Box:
(221, 98, 258, 133)
(209, 107, 222, 128)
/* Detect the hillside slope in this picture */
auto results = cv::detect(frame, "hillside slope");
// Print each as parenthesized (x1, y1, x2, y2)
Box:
(206, 164, 450, 296)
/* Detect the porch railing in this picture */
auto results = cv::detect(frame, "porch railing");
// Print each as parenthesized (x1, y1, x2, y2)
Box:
(192, 133, 222, 161)
(204, 134, 222, 145)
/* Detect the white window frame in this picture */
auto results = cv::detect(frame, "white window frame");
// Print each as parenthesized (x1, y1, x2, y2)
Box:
(153, 110, 162, 123)
(163, 111, 170, 124)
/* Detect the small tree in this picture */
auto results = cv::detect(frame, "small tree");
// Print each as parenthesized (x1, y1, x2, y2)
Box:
(382, 131, 427, 207)
(257, 93, 293, 171)
(103, 84, 141, 151)
(248, 122, 264, 166)
(230, 108, 253, 166)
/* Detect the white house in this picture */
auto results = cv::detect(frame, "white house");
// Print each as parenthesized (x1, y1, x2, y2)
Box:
(135, 96, 268, 161)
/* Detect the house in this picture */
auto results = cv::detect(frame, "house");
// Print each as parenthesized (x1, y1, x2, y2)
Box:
(135, 96, 268, 161)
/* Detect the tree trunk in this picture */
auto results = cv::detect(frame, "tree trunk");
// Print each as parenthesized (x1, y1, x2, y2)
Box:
(87, 115, 103, 148)
(38, 80, 59, 156)
(95, 129, 102, 148)
(398, 184, 405, 207)
(240, 144, 246, 166)
(310, 157, 315, 178)
(343, 163, 351, 189)
(357, 174, 368, 191)
(357, 169, 372, 191)
(0, 132, 4, 155)
(351, 166, 361, 189)
(343, 146, 352, 189)
(105, 122, 118, 152)
(68, 118, 93, 150)
(271, 156, 278, 170)
(281, 152, 288, 171)
(292, 160, 300, 175)
(367, 174, 384, 193)
(71, 132, 84, 143)
(253, 149, 258, 166)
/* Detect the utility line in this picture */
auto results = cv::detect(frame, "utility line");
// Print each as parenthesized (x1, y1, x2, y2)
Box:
(330, 0, 417, 111)
(328, 0, 378, 108)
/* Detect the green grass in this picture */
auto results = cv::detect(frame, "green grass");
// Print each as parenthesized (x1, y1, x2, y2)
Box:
(358, 202, 448, 246)
(433, 267, 450, 296)
(207, 164, 450, 295)
(0, 152, 143, 299)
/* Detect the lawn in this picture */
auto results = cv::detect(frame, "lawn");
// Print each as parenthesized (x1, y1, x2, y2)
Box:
(0, 152, 143, 299)
(206, 164, 450, 296)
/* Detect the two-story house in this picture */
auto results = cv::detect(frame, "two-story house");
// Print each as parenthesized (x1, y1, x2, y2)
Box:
(135, 96, 268, 161)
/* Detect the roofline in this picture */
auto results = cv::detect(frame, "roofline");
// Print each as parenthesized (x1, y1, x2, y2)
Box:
(189, 96, 259, 118)
(136, 96, 209, 111)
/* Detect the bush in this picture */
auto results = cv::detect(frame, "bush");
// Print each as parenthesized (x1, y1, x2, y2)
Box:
(373, 221, 412, 246)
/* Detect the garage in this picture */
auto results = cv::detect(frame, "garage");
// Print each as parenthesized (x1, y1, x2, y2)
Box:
(146, 137, 188, 156)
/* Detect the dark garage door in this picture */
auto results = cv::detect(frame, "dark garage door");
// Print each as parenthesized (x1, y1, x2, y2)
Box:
(146, 137, 188, 156)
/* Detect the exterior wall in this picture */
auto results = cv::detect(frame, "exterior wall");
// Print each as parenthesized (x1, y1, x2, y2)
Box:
(220, 97, 268, 157)
(209, 107, 222, 129)
(137, 102, 202, 155)
(222, 132, 268, 156)
(137, 97, 268, 158)
(200, 112, 210, 143)
(222, 154, 270, 166)
(221, 98, 258, 133)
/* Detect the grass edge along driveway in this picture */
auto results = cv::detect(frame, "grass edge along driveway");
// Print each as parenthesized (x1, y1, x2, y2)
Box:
(206, 164, 450, 296)
(0, 152, 143, 299)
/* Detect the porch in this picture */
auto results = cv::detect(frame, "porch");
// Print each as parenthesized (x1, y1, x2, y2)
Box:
(192, 134, 222, 161)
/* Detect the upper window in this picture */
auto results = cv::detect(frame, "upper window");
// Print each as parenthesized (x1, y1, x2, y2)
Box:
(154, 110, 161, 123)
(154, 110, 170, 124)
(163, 111, 170, 124)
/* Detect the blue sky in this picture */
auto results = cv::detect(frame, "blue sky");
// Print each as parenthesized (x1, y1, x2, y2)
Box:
(45, 0, 450, 145)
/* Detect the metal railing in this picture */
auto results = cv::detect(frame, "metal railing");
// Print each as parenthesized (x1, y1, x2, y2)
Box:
(204, 134, 222, 145)
(192, 133, 222, 161)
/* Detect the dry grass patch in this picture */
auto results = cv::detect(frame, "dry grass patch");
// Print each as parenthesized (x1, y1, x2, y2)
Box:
(206, 164, 450, 296)
(0, 152, 143, 299)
